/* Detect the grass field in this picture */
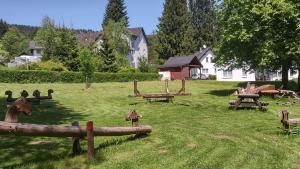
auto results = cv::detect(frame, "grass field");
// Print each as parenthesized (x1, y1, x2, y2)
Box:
(1, 80, 300, 169)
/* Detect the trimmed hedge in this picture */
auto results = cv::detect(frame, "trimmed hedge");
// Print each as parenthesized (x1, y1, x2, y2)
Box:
(0, 70, 158, 83)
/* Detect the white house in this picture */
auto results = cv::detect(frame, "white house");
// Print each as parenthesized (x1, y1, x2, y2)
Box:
(29, 41, 43, 56)
(8, 55, 41, 67)
(96, 27, 149, 69)
(216, 68, 256, 81)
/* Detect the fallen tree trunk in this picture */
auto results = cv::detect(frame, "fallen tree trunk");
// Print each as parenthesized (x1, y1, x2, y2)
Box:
(0, 121, 152, 137)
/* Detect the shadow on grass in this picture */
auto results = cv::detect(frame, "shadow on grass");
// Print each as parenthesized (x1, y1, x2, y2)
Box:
(0, 96, 86, 168)
(206, 89, 236, 97)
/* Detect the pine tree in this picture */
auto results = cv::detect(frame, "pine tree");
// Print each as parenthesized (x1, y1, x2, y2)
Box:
(99, 38, 118, 72)
(0, 19, 9, 38)
(1, 27, 29, 61)
(102, 0, 129, 28)
(156, 0, 195, 60)
(34, 16, 56, 61)
(188, 0, 216, 48)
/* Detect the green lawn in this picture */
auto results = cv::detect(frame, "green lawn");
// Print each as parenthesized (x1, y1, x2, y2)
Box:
(1, 80, 300, 169)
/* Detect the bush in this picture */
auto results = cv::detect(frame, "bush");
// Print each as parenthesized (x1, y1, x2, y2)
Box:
(208, 74, 216, 80)
(18, 61, 67, 71)
(0, 70, 158, 83)
(118, 66, 138, 73)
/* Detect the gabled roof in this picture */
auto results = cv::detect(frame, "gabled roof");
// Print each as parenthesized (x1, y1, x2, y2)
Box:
(29, 41, 43, 49)
(159, 55, 202, 68)
(195, 48, 212, 60)
(95, 27, 149, 45)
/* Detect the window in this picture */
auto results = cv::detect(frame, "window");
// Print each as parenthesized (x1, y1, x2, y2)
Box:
(210, 57, 214, 63)
(223, 70, 232, 79)
(206, 57, 209, 63)
(242, 69, 247, 77)
(202, 68, 208, 74)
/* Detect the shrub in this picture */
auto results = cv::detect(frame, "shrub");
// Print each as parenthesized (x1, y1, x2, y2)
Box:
(0, 70, 158, 83)
(118, 66, 138, 73)
(19, 61, 67, 71)
(208, 74, 216, 80)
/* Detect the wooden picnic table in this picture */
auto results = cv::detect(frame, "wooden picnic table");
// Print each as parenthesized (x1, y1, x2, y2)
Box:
(143, 94, 174, 103)
(259, 90, 280, 99)
(229, 94, 268, 110)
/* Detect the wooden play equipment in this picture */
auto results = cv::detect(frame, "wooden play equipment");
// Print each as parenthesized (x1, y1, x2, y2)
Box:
(129, 79, 190, 102)
(5, 89, 54, 104)
(129, 79, 191, 97)
(278, 110, 300, 134)
(0, 99, 152, 159)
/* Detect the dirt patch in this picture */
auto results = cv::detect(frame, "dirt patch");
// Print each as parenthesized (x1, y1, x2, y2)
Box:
(29, 141, 52, 145)
(213, 134, 232, 140)
(293, 162, 300, 169)
(187, 143, 198, 149)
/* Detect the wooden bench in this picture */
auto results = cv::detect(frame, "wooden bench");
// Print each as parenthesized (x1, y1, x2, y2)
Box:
(143, 94, 174, 103)
(279, 110, 300, 134)
(229, 94, 268, 110)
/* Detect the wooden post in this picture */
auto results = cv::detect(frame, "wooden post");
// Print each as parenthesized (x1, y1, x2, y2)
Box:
(181, 79, 186, 93)
(71, 121, 81, 156)
(165, 79, 169, 93)
(86, 121, 94, 160)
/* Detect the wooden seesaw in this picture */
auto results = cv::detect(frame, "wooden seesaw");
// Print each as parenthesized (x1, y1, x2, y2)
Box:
(129, 79, 191, 102)
(0, 98, 152, 159)
(5, 89, 54, 105)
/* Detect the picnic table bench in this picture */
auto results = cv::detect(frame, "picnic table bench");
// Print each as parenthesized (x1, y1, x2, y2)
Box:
(229, 94, 269, 110)
(143, 94, 174, 103)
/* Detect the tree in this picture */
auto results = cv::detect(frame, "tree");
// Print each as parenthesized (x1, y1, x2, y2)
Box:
(102, 0, 129, 28)
(79, 48, 96, 88)
(188, 0, 217, 48)
(103, 19, 130, 67)
(215, 0, 299, 89)
(0, 42, 9, 65)
(1, 27, 29, 61)
(0, 19, 9, 38)
(156, 0, 195, 60)
(99, 37, 118, 72)
(54, 25, 79, 71)
(34, 16, 56, 61)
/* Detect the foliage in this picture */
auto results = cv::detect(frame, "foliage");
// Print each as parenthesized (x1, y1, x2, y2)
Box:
(208, 74, 216, 80)
(18, 60, 67, 71)
(0, 18, 8, 38)
(1, 27, 29, 61)
(79, 48, 96, 82)
(99, 37, 118, 72)
(188, 0, 217, 48)
(103, 19, 130, 67)
(54, 26, 79, 71)
(102, 0, 129, 28)
(0, 42, 9, 65)
(138, 57, 157, 73)
(156, 0, 195, 60)
(34, 16, 56, 61)
(215, 0, 300, 89)
(9, 24, 39, 39)
(0, 69, 158, 83)
(117, 66, 138, 73)
(147, 34, 160, 64)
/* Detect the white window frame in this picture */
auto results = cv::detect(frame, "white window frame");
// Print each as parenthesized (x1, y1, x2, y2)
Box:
(202, 68, 208, 75)
(223, 70, 233, 79)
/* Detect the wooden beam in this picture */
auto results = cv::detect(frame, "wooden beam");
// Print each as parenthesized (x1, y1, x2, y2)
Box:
(0, 121, 152, 137)
(86, 121, 94, 160)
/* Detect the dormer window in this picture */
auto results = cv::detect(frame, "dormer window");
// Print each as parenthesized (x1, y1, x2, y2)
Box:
(206, 57, 209, 63)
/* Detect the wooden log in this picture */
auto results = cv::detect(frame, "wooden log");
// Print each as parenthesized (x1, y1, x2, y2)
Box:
(86, 121, 94, 160)
(0, 121, 152, 137)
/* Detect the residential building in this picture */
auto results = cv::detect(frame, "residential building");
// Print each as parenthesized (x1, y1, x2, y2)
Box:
(96, 27, 149, 69)
(29, 41, 43, 56)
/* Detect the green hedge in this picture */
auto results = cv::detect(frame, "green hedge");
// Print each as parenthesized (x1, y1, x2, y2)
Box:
(0, 70, 158, 83)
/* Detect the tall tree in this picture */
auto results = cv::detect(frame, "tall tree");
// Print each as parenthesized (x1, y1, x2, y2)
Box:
(0, 19, 9, 38)
(34, 16, 56, 61)
(102, 0, 129, 28)
(188, 0, 217, 48)
(99, 37, 118, 72)
(103, 19, 130, 67)
(215, 0, 299, 89)
(156, 0, 195, 60)
(0, 42, 9, 64)
(79, 48, 96, 88)
(54, 25, 79, 71)
(1, 27, 29, 61)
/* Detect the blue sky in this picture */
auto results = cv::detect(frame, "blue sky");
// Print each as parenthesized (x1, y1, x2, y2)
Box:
(0, 0, 165, 34)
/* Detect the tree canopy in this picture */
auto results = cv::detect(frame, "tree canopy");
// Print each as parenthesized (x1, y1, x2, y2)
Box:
(102, 0, 129, 28)
(215, 0, 300, 88)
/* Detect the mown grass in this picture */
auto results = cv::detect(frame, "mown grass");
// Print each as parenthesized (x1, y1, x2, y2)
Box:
(1, 80, 300, 169)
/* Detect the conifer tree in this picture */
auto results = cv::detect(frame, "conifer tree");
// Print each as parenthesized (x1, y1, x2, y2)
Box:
(156, 0, 195, 60)
(99, 38, 118, 72)
(0, 19, 9, 38)
(102, 0, 129, 28)
(188, 0, 216, 48)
